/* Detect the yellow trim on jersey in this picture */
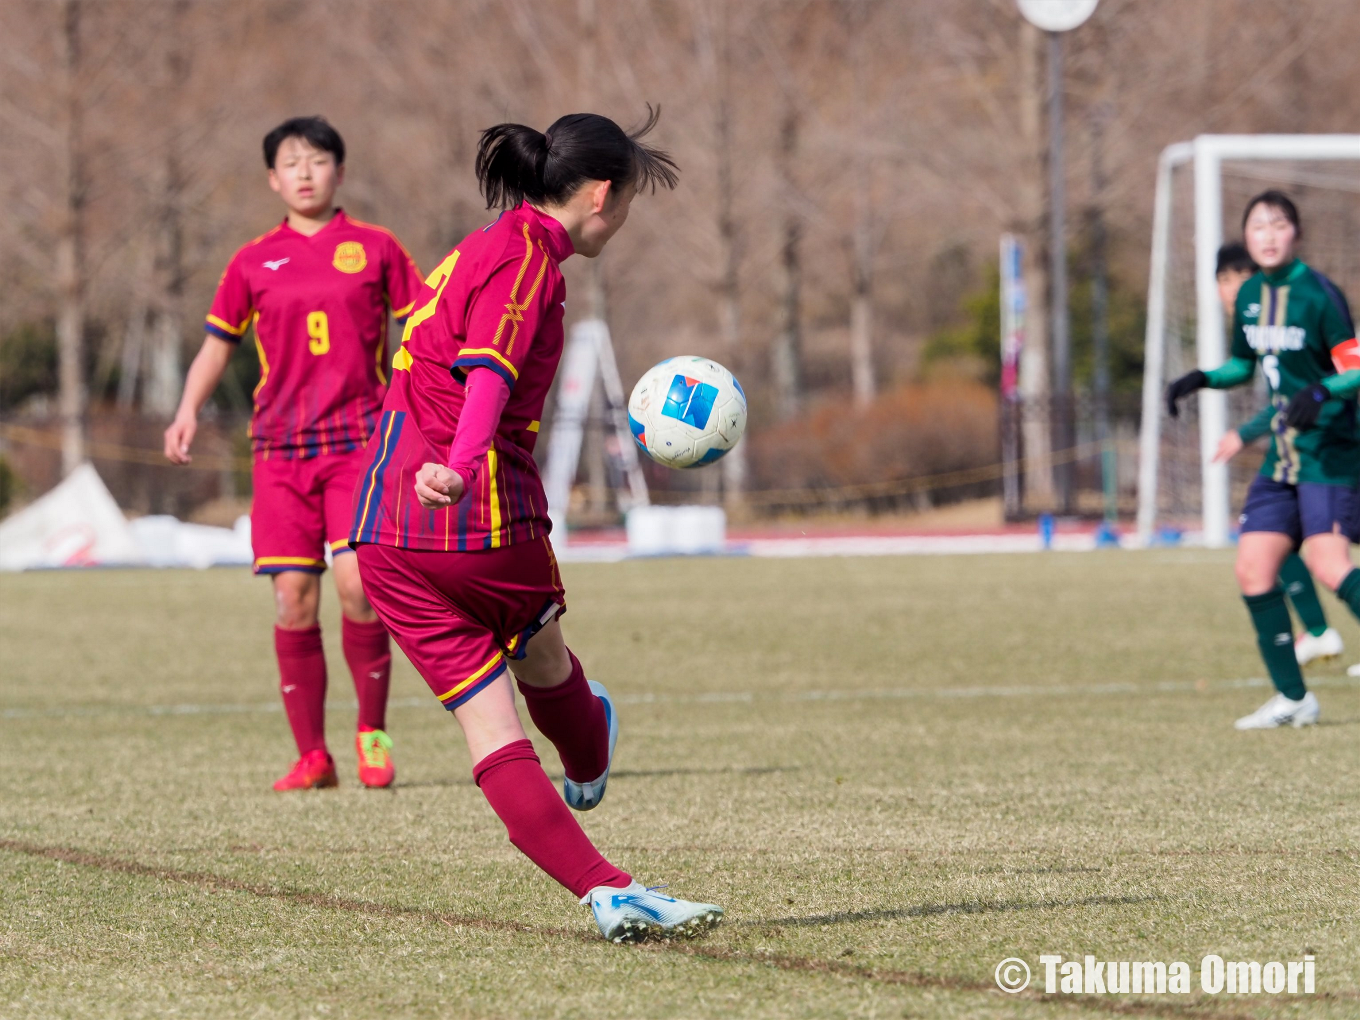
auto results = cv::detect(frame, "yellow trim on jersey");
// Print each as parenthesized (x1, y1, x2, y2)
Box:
(391, 299, 416, 320)
(487, 448, 502, 548)
(457, 347, 519, 380)
(392, 345, 413, 372)
(207, 312, 252, 337)
(255, 556, 327, 568)
(402, 251, 461, 344)
(250, 313, 267, 398)
(328, 539, 351, 552)
(491, 227, 550, 357)
(527, 420, 540, 433)
(374, 315, 389, 386)
(437, 652, 505, 703)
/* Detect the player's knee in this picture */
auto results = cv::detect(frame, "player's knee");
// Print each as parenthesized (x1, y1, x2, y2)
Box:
(1304, 552, 1349, 592)
(1234, 555, 1275, 595)
(273, 573, 319, 628)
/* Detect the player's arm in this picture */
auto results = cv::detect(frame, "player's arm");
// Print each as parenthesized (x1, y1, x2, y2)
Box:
(163, 337, 236, 464)
(1215, 403, 1272, 463)
(1166, 358, 1254, 418)
(414, 369, 510, 508)
(1288, 280, 1360, 427)
(166, 254, 252, 464)
(1167, 296, 1256, 417)
(1237, 404, 1274, 444)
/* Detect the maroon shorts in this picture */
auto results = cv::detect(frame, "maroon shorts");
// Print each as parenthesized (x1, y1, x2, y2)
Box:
(355, 538, 566, 709)
(251, 448, 371, 574)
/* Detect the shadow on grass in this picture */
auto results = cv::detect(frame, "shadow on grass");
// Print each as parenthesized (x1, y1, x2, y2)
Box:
(609, 765, 799, 779)
(395, 765, 798, 789)
(750, 893, 1158, 928)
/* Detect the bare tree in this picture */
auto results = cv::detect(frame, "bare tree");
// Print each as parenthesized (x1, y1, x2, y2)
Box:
(845, 4, 876, 407)
(142, 0, 191, 417)
(55, 0, 87, 473)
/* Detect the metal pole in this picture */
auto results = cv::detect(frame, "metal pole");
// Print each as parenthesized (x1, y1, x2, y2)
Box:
(1089, 109, 1115, 525)
(1193, 138, 1228, 547)
(1136, 142, 1194, 543)
(1047, 30, 1072, 513)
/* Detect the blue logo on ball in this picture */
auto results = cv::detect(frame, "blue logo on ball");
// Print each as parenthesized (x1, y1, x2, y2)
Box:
(662, 374, 717, 429)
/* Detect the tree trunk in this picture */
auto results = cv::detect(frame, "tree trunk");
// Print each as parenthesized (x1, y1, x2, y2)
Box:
(707, 2, 746, 506)
(848, 16, 875, 408)
(144, 1, 190, 417)
(1016, 19, 1054, 508)
(56, 0, 86, 475)
(771, 105, 802, 421)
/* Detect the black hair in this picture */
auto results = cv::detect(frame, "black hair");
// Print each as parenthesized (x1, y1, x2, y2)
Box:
(1216, 242, 1257, 277)
(263, 116, 345, 169)
(1242, 189, 1301, 238)
(474, 105, 679, 210)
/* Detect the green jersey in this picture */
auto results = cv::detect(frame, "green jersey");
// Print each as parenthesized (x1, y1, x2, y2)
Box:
(1219, 259, 1358, 485)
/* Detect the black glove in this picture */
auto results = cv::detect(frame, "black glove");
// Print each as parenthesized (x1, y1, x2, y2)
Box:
(1285, 384, 1330, 430)
(1166, 370, 1208, 418)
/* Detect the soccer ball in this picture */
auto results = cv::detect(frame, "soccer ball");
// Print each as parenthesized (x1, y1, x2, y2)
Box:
(627, 356, 747, 469)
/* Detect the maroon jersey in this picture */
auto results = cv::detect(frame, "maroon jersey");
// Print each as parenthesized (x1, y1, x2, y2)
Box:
(351, 203, 573, 551)
(206, 210, 424, 460)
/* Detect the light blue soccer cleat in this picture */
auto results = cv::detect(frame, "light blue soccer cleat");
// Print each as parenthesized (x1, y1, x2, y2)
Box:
(582, 882, 725, 943)
(563, 680, 618, 811)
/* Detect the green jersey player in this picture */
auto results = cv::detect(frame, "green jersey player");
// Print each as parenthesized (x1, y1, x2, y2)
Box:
(1167, 191, 1360, 729)
(1214, 242, 1343, 670)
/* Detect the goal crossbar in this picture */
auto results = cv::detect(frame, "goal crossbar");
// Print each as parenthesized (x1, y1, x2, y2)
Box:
(1137, 134, 1360, 547)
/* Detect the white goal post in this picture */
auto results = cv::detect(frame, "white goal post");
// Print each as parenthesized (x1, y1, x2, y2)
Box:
(1137, 134, 1360, 547)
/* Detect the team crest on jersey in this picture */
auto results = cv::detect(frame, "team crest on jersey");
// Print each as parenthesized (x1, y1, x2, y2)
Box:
(333, 241, 367, 274)
(1244, 303, 1261, 320)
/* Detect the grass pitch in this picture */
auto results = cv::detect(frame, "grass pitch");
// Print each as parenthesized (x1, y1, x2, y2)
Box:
(3, 550, 1360, 1018)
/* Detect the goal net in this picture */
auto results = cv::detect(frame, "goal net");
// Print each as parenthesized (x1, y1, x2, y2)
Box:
(1137, 135, 1360, 546)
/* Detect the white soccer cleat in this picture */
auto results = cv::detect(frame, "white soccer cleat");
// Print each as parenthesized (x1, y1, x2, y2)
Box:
(582, 881, 724, 943)
(1234, 691, 1320, 730)
(1295, 628, 1343, 665)
(563, 680, 618, 811)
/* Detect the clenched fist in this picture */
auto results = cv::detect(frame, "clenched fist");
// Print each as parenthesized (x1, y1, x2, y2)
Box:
(415, 463, 465, 509)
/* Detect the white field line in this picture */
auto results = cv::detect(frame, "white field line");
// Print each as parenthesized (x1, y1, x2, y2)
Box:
(5, 675, 1359, 721)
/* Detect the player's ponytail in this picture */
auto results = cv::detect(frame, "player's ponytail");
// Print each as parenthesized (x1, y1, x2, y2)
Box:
(475, 106, 679, 210)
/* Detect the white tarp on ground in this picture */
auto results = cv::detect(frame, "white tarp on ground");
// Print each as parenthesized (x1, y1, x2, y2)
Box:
(0, 464, 254, 571)
(129, 515, 252, 569)
(0, 463, 144, 570)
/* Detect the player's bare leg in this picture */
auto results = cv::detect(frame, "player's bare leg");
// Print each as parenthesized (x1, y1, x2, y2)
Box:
(333, 551, 395, 787)
(508, 619, 617, 811)
(270, 571, 337, 788)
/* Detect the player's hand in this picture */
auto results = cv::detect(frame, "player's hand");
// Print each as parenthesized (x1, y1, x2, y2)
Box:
(1285, 384, 1329, 430)
(1165, 370, 1208, 418)
(1213, 430, 1244, 464)
(163, 414, 197, 464)
(415, 463, 464, 508)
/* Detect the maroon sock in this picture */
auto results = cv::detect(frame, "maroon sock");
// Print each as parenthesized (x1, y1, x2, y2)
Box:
(515, 651, 608, 783)
(473, 738, 630, 898)
(275, 625, 328, 756)
(342, 616, 391, 732)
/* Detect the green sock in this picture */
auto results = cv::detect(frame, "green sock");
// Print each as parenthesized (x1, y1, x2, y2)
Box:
(1279, 553, 1329, 637)
(1337, 569, 1360, 624)
(1243, 588, 1307, 701)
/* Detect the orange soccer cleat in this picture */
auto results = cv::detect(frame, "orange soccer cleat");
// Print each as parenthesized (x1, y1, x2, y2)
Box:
(272, 749, 339, 791)
(356, 729, 395, 788)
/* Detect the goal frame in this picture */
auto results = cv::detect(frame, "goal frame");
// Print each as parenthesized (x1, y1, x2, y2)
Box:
(1136, 134, 1360, 547)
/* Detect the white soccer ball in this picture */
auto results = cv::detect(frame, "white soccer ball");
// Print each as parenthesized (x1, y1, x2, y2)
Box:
(627, 356, 747, 469)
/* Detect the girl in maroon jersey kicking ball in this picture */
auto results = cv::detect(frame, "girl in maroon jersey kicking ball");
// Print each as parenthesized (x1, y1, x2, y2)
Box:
(166, 117, 424, 790)
(349, 109, 723, 941)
